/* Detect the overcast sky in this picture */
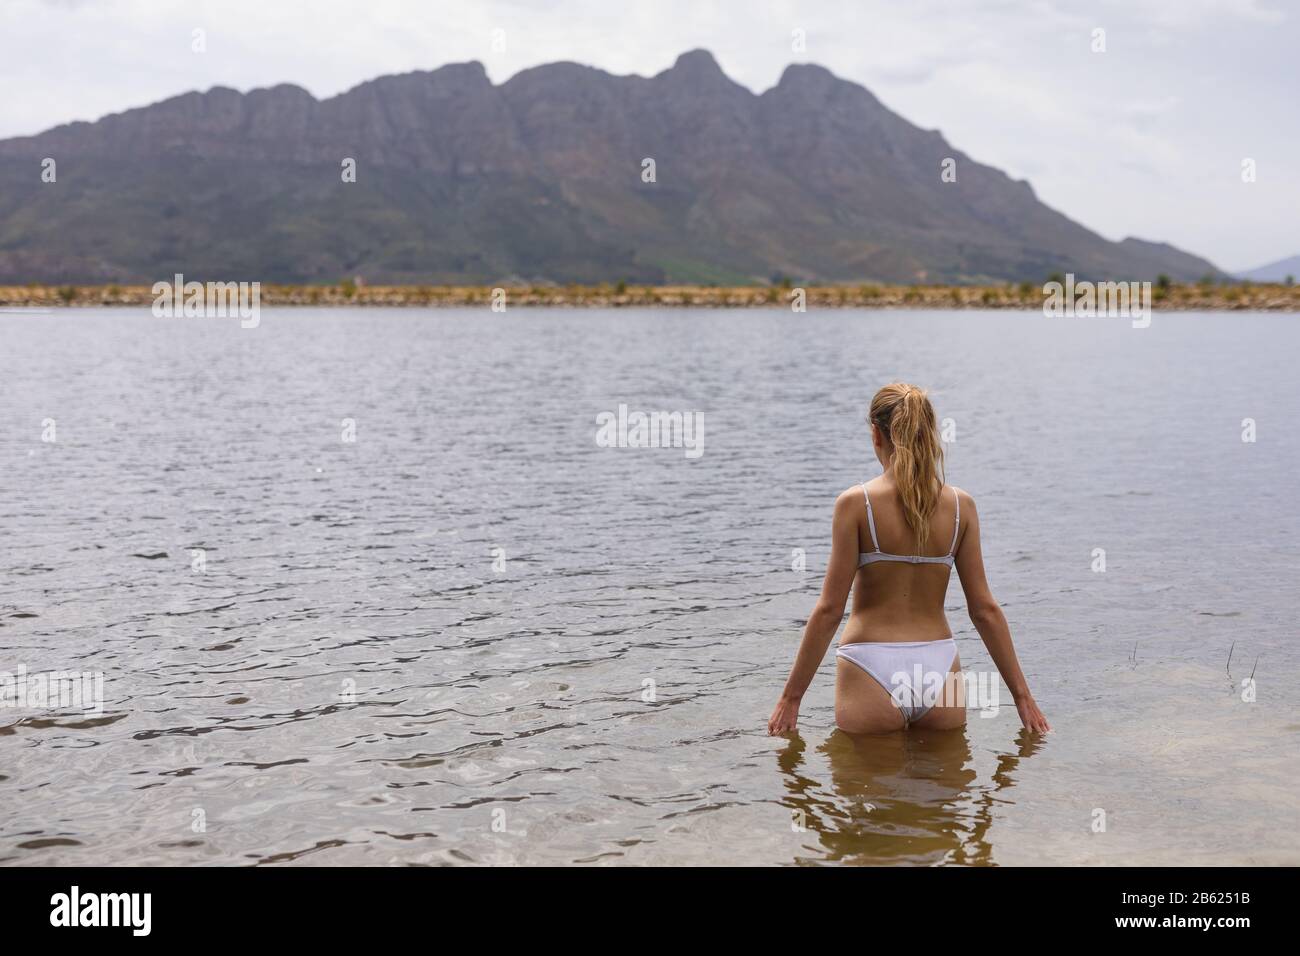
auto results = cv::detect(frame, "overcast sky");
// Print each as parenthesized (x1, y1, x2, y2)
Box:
(4, 0, 1295, 271)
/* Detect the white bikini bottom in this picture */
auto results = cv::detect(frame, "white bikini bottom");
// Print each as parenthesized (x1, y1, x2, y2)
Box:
(836, 638, 959, 725)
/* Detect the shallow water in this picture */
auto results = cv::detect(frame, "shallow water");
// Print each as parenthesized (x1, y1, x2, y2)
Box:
(1, 307, 1297, 866)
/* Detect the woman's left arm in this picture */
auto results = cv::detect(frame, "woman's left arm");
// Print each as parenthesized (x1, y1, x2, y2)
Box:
(767, 489, 861, 736)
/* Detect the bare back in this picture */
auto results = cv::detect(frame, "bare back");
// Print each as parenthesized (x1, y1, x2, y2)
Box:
(843, 476, 966, 644)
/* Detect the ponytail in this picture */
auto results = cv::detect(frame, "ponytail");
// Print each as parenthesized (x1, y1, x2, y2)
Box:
(869, 383, 945, 549)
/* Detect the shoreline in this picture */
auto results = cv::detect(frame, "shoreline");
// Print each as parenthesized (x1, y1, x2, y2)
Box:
(2, 282, 1298, 311)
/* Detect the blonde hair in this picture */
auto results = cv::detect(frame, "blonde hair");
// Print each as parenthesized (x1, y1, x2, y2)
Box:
(869, 382, 946, 549)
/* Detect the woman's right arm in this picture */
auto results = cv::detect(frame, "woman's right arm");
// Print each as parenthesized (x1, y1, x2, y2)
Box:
(767, 488, 860, 736)
(953, 491, 1050, 733)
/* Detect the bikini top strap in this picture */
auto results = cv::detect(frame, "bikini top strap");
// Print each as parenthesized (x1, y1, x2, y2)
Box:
(861, 483, 880, 552)
(947, 486, 961, 556)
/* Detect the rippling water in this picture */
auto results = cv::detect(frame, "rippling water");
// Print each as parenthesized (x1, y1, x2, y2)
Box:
(1, 307, 1297, 866)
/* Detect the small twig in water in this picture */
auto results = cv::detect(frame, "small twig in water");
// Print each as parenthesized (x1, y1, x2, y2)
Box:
(1249, 656, 1259, 682)
(1226, 641, 1235, 676)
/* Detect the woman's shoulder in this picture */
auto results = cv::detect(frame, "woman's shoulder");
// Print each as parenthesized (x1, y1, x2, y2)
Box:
(836, 483, 868, 509)
(946, 484, 977, 511)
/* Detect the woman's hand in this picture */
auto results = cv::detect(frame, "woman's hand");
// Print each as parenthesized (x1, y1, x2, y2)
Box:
(768, 694, 801, 736)
(1015, 694, 1050, 733)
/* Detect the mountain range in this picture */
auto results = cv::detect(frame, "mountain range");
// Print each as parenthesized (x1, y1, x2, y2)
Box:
(0, 50, 1222, 286)
(1236, 254, 1300, 283)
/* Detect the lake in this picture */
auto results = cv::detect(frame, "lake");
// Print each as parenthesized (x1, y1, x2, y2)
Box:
(1, 307, 1297, 865)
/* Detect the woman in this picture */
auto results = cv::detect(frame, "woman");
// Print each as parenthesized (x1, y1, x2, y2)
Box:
(768, 383, 1049, 736)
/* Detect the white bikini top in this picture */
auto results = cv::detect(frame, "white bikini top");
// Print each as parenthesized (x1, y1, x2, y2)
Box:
(858, 483, 960, 568)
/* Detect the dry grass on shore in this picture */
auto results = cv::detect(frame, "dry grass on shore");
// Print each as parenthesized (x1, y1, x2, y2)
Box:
(2, 281, 1298, 310)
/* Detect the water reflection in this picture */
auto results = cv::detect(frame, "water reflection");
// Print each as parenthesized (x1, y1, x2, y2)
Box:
(776, 727, 1045, 865)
